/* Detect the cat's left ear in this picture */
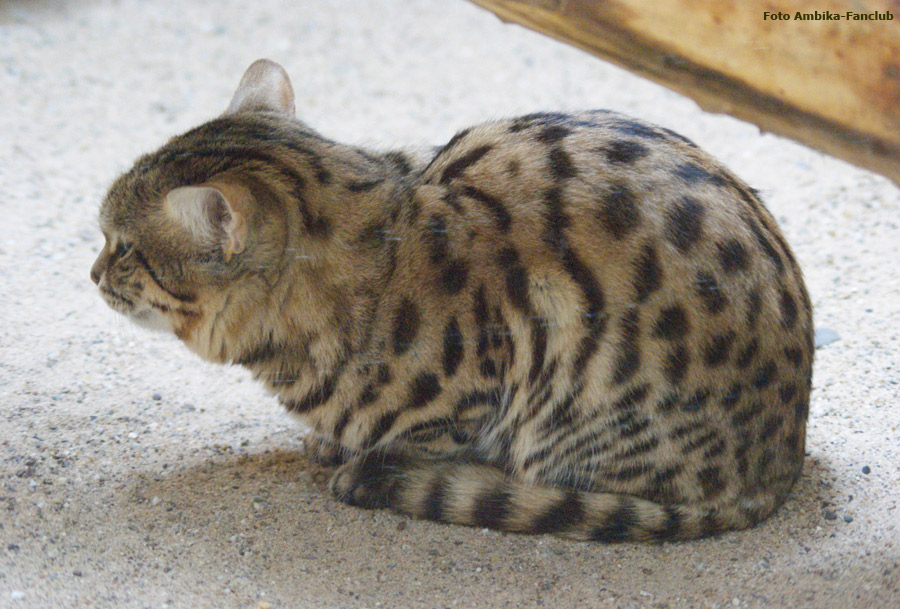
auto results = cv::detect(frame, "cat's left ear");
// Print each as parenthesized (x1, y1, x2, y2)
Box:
(164, 186, 247, 261)
(224, 59, 295, 117)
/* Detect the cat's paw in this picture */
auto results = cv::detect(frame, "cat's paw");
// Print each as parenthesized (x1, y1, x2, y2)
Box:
(328, 451, 410, 510)
(301, 434, 348, 467)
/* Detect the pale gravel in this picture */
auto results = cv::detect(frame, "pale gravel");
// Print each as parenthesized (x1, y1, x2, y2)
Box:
(1, 1, 898, 608)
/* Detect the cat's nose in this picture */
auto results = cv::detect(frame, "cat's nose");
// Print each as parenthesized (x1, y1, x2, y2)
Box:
(90, 267, 101, 285)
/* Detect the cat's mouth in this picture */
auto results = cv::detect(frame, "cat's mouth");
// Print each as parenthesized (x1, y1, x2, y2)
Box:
(99, 285, 137, 313)
(99, 287, 173, 332)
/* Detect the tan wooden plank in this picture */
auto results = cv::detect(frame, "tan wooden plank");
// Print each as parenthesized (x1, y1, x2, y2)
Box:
(467, 0, 900, 185)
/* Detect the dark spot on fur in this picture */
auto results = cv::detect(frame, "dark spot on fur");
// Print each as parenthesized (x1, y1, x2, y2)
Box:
(548, 147, 577, 180)
(717, 239, 749, 274)
(665, 197, 705, 253)
(440, 259, 468, 294)
(598, 183, 641, 239)
(442, 317, 464, 377)
(695, 272, 728, 314)
(697, 466, 723, 499)
(783, 347, 803, 368)
(610, 119, 663, 140)
(612, 310, 641, 384)
(760, 414, 783, 442)
(703, 331, 736, 367)
(779, 288, 798, 329)
(425, 214, 449, 264)
(664, 345, 690, 385)
(407, 372, 442, 408)
(633, 244, 663, 303)
(682, 389, 710, 412)
(480, 359, 498, 378)
(346, 178, 383, 192)
(528, 318, 547, 384)
(376, 363, 392, 386)
(604, 140, 649, 164)
(753, 360, 778, 389)
(509, 112, 572, 133)
(779, 382, 798, 405)
(746, 288, 762, 328)
(537, 125, 572, 144)
(735, 338, 759, 369)
(392, 299, 420, 355)
(744, 213, 785, 273)
(674, 162, 713, 183)
(653, 306, 689, 340)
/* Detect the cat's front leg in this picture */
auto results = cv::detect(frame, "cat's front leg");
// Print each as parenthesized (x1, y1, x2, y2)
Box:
(301, 433, 352, 467)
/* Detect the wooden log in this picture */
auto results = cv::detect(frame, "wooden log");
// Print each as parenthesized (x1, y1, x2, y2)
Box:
(467, 0, 900, 186)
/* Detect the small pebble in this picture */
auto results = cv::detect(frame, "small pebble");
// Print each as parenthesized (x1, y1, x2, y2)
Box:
(397, 521, 407, 531)
(10, 591, 26, 601)
(862, 465, 871, 474)
(843, 515, 854, 523)
(127, 432, 138, 439)
(823, 510, 838, 521)
(152, 392, 163, 401)
(814, 327, 840, 349)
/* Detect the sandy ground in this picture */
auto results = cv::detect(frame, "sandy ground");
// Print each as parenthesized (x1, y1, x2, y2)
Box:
(1, 1, 899, 608)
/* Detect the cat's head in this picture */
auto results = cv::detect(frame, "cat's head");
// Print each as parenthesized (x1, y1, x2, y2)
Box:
(90, 59, 299, 352)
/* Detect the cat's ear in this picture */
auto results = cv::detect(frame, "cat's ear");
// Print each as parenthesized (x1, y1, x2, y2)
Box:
(164, 186, 246, 261)
(224, 59, 295, 117)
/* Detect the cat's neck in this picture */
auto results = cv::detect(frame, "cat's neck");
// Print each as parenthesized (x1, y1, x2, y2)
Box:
(190, 146, 421, 402)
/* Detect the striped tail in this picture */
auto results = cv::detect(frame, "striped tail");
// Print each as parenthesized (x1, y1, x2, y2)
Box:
(329, 453, 794, 541)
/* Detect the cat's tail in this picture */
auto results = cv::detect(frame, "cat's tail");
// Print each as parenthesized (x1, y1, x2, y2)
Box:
(333, 455, 797, 541)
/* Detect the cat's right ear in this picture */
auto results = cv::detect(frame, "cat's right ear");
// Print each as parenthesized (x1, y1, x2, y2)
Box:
(224, 59, 295, 117)
(164, 186, 247, 261)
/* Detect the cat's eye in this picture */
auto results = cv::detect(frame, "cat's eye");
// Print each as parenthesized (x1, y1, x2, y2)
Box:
(114, 241, 134, 258)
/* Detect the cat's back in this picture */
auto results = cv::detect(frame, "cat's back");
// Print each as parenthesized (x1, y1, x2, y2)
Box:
(418, 110, 810, 327)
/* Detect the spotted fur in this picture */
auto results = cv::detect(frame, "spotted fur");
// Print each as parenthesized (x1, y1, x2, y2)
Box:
(91, 60, 813, 542)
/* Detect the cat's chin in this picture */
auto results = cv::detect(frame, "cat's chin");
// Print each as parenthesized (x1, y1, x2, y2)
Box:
(130, 309, 174, 334)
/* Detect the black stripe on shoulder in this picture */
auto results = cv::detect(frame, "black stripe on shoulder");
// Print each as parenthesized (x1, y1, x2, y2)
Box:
(442, 317, 465, 377)
(285, 359, 347, 413)
(439, 145, 492, 185)
(426, 128, 472, 171)
(363, 410, 400, 449)
(346, 178, 384, 192)
(462, 185, 512, 232)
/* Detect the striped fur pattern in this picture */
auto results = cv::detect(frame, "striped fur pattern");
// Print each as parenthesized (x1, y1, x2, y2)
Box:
(91, 60, 813, 541)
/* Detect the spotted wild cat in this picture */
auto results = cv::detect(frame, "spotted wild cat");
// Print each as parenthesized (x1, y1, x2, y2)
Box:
(91, 59, 813, 541)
